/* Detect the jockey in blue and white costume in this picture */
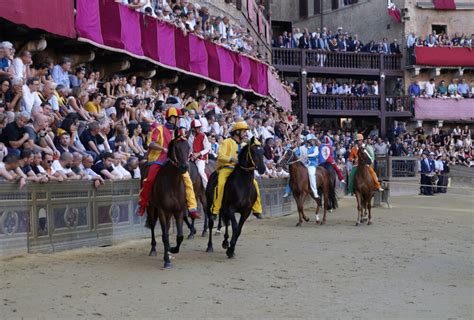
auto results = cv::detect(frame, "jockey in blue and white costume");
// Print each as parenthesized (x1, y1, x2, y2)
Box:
(306, 134, 320, 198)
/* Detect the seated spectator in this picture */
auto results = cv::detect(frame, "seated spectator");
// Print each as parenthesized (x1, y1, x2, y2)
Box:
(69, 66, 87, 89)
(84, 92, 103, 119)
(0, 154, 27, 188)
(55, 131, 74, 154)
(30, 62, 50, 85)
(24, 113, 56, 155)
(92, 151, 115, 180)
(51, 151, 81, 180)
(21, 77, 42, 114)
(40, 152, 63, 181)
(124, 156, 140, 179)
(80, 121, 101, 159)
(110, 152, 132, 180)
(79, 154, 104, 188)
(17, 148, 47, 183)
(1, 111, 30, 156)
(0, 41, 14, 78)
(9, 50, 32, 81)
(52, 57, 72, 88)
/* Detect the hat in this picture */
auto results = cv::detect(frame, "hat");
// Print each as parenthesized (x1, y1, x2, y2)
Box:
(165, 107, 182, 119)
(429, 152, 435, 156)
(165, 96, 180, 109)
(231, 121, 249, 132)
(190, 119, 202, 129)
(306, 134, 316, 141)
(356, 133, 364, 141)
(0, 41, 13, 49)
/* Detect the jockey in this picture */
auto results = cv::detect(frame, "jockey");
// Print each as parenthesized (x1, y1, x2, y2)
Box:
(211, 121, 262, 220)
(136, 107, 200, 219)
(188, 119, 211, 189)
(347, 133, 384, 194)
(306, 134, 320, 198)
(319, 136, 345, 183)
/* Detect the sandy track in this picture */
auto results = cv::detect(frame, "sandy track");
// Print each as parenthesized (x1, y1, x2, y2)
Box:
(1, 194, 472, 320)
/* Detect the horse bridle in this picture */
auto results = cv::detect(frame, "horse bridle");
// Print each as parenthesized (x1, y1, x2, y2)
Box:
(280, 149, 301, 167)
(168, 136, 187, 170)
(240, 141, 259, 172)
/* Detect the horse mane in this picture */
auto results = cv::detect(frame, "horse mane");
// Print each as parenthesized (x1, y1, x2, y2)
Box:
(237, 143, 251, 168)
(358, 148, 371, 166)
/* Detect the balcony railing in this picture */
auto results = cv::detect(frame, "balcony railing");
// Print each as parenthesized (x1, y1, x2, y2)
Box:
(273, 48, 403, 71)
(386, 96, 414, 113)
(308, 95, 381, 111)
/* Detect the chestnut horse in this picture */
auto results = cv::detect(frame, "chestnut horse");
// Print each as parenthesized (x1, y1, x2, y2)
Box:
(205, 137, 266, 258)
(353, 147, 374, 226)
(144, 137, 191, 269)
(279, 149, 338, 226)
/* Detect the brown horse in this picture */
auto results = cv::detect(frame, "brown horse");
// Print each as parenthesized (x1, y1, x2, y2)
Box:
(353, 147, 374, 226)
(144, 137, 191, 269)
(279, 149, 338, 226)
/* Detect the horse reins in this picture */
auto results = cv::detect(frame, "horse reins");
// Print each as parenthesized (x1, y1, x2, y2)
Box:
(240, 142, 257, 172)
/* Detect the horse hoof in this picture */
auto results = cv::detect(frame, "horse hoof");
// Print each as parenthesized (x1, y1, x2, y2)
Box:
(295, 222, 302, 227)
(169, 247, 179, 254)
(222, 241, 229, 249)
(149, 250, 157, 257)
(163, 262, 172, 269)
(367, 221, 372, 225)
(187, 234, 195, 240)
(355, 222, 360, 226)
(226, 249, 235, 259)
(215, 229, 221, 235)
(320, 220, 326, 225)
(304, 217, 310, 222)
(206, 247, 213, 253)
(201, 231, 208, 237)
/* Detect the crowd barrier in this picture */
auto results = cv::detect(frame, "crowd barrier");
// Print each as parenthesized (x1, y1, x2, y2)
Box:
(0, 178, 292, 256)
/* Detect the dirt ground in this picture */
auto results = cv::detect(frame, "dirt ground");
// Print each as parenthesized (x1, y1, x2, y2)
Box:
(1, 194, 472, 320)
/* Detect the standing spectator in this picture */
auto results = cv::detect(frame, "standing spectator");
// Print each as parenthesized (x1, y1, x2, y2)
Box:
(425, 79, 436, 98)
(390, 137, 408, 156)
(457, 79, 470, 98)
(390, 39, 401, 54)
(374, 138, 388, 156)
(51, 57, 72, 88)
(408, 80, 421, 97)
(436, 80, 448, 97)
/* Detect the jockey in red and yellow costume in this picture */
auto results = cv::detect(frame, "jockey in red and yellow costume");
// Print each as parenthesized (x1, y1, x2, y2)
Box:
(347, 133, 383, 194)
(136, 107, 200, 219)
(211, 121, 262, 220)
(188, 119, 211, 189)
(319, 136, 345, 183)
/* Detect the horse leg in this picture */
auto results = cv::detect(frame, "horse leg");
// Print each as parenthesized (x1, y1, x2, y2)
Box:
(301, 194, 310, 222)
(169, 213, 184, 254)
(355, 193, 362, 226)
(367, 199, 373, 225)
(216, 214, 222, 235)
(295, 194, 304, 227)
(321, 186, 329, 225)
(206, 212, 214, 252)
(158, 212, 172, 268)
(148, 209, 157, 256)
(226, 211, 250, 259)
(315, 197, 321, 224)
(222, 214, 230, 250)
(183, 213, 195, 240)
(201, 195, 208, 237)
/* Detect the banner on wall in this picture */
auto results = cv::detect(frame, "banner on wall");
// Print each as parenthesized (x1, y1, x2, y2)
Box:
(415, 47, 474, 67)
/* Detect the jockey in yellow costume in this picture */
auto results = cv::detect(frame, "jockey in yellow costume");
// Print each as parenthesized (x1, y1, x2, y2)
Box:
(211, 121, 262, 220)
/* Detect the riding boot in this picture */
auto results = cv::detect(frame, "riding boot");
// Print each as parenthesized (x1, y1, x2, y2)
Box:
(252, 179, 263, 219)
(369, 166, 383, 191)
(182, 171, 201, 219)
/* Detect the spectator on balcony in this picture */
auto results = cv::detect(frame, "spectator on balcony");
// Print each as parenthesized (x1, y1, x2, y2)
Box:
(408, 81, 421, 97)
(20, 77, 42, 115)
(448, 79, 461, 98)
(381, 38, 390, 54)
(390, 39, 401, 54)
(424, 78, 435, 98)
(51, 57, 72, 88)
(0, 154, 27, 188)
(370, 81, 379, 95)
(457, 79, 470, 98)
(298, 33, 310, 49)
(436, 80, 448, 98)
(92, 151, 116, 180)
(9, 50, 32, 82)
(2, 111, 30, 156)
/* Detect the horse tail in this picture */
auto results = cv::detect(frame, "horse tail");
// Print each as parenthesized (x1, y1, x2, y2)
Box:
(328, 179, 338, 210)
(319, 162, 338, 210)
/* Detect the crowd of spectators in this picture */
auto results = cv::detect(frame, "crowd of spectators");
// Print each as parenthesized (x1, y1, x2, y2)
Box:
(406, 31, 473, 49)
(0, 38, 472, 191)
(408, 78, 474, 99)
(115, 0, 265, 60)
(272, 26, 402, 54)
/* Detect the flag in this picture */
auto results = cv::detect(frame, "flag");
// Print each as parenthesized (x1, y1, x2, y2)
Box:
(387, 0, 401, 23)
(434, 0, 456, 10)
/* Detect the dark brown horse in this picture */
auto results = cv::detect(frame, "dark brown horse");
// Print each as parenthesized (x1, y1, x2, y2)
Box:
(205, 137, 266, 258)
(183, 160, 216, 239)
(144, 137, 191, 269)
(279, 149, 338, 226)
(353, 147, 374, 226)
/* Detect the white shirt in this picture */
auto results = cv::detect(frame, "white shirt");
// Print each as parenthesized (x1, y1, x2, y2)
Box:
(79, 164, 100, 179)
(21, 85, 42, 115)
(425, 82, 435, 96)
(199, 116, 209, 133)
(9, 58, 27, 81)
(211, 122, 223, 136)
(259, 126, 273, 142)
(434, 160, 444, 171)
(51, 160, 72, 175)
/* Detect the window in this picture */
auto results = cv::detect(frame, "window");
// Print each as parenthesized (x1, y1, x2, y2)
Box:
(314, 0, 321, 14)
(332, 0, 339, 10)
(343, 0, 358, 4)
(300, 0, 308, 18)
(432, 24, 447, 36)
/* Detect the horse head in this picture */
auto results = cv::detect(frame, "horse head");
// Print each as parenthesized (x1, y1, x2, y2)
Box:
(239, 136, 266, 175)
(168, 136, 191, 174)
(278, 148, 295, 168)
(357, 145, 372, 166)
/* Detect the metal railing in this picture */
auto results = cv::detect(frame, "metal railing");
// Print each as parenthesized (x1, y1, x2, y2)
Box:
(386, 96, 414, 113)
(308, 95, 380, 111)
(272, 48, 403, 71)
(389, 156, 419, 178)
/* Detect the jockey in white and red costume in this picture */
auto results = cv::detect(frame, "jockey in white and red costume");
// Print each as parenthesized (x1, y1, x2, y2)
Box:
(188, 119, 211, 189)
(319, 136, 345, 183)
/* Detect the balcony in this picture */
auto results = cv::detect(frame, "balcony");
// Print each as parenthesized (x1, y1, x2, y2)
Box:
(272, 48, 403, 76)
(305, 95, 413, 117)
